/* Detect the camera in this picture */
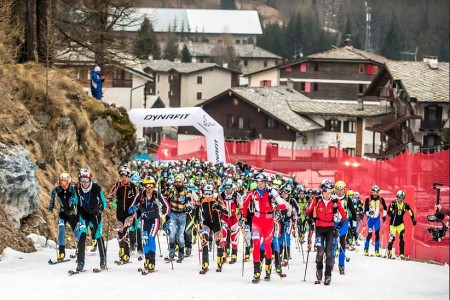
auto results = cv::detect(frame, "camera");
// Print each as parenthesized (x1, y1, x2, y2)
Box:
(426, 182, 447, 242)
(427, 225, 448, 242)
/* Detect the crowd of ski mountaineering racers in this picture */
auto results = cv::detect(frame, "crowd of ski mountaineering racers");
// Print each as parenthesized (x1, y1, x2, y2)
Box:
(48, 158, 416, 284)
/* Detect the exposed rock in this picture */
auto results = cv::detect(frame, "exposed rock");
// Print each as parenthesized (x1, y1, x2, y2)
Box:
(93, 116, 122, 146)
(0, 142, 40, 228)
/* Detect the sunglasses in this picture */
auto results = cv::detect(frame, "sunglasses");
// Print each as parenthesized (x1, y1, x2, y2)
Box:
(80, 178, 91, 183)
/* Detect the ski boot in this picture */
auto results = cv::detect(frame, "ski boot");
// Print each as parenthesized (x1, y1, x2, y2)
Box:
(338, 265, 345, 275)
(57, 252, 66, 262)
(100, 258, 107, 270)
(364, 248, 369, 256)
(76, 261, 84, 272)
(185, 247, 192, 257)
(91, 239, 98, 252)
(176, 248, 184, 263)
(324, 274, 331, 285)
(264, 259, 272, 280)
(375, 250, 381, 257)
(169, 247, 175, 260)
(199, 262, 209, 274)
(315, 269, 323, 284)
(400, 254, 406, 260)
(252, 262, 261, 283)
(229, 249, 237, 264)
(216, 256, 223, 272)
(144, 259, 155, 273)
(387, 250, 393, 259)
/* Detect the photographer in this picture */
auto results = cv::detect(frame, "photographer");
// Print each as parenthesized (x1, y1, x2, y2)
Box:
(386, 190, 416, 260)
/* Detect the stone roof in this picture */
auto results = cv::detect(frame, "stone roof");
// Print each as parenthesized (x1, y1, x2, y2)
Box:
(229, 87, 322, 133)
(183, 43, 281, 59)
(126, 8, 263, 35)
(307, 46, 387, 64)
(288, 100, 393, 117)
(143, 60, 232, 74)
(386, 61, 449, 103)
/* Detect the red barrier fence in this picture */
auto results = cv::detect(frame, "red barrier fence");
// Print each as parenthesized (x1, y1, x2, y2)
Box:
(156, 136, 449, 264)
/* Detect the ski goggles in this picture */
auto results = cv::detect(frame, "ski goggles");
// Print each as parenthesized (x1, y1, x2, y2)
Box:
(80, 177, 91, 183)
(145, 184, 155, 188)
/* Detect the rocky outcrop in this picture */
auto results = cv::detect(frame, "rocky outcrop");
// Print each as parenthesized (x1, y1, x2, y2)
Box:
(0, 142, 40, 228)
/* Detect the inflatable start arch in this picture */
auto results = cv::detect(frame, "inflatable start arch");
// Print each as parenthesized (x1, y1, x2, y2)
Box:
(128, 107, 226, 164)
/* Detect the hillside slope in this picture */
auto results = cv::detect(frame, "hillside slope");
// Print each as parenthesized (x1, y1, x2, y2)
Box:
(0, 63, 136, 254)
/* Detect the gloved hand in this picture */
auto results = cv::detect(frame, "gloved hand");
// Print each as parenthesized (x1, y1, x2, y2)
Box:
(244, 224, 250, 232)
(333, 226, 340, 238)
(163, 220, 170, 233)
(211, 202, 218, 211)
(161, 206, 167, 215)
(367, 211, 374, 217)
(185, 204, 193, 213)
(48, 202, 54, 212)
(382, 216, 386, 223)
(69, 197, 76, 206)
(128, 205, 138, 214)
(412, 219, 417, 226)
(239, 217, 247, 226)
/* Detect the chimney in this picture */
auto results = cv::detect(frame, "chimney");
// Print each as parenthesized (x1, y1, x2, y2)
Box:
(344, 38, 353, 48)
(423, 55, 438, 69)
(222, 62, 229, 69)
(287, 79, 293, 92)
(357, 98, 364, 110)
(192, 56, 197, 63)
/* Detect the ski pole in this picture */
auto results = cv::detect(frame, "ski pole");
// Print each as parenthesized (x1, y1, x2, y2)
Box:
(156, 230, 163, 257)
(95, 214, 108, 270)
(303, 229, 313, 282)
(165, 233, 174, 270)
(283, 232, 290, 270)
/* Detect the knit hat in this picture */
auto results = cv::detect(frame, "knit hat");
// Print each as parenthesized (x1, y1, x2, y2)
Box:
(94, 66, 101, 72)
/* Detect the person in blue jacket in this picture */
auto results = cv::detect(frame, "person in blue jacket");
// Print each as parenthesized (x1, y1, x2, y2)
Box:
(91, 65, 105, 100)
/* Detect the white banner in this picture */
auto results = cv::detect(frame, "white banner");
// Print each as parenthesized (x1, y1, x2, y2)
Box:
(128, 107, 226, 164)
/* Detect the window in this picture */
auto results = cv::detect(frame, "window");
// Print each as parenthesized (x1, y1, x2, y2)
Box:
(199, 59, 204, 63)
(325, 120, 341, 132)
(259, 80, 271, 87)
(367, 65, 374, 75)
(217, 39, 223, 44)
(267, 117, 277, 128)
(244, 60, 248, 67)
(237, 116, 244, 129)
(314, 62, 319, 71)
(285, 66, 292, 73)
(236, 40, 241, 44)
(373, 65, 379, 74)
(301, 82, 306, 91)
(358, 64, 365, 74)
(157, 74, 160, 82)
(197, 76, 202, 84)
(263, 61, 268, 68)
(358, 84, 365, 94)
(343, 120, 356, 133)
(227, 115, 236, 128)
(300, 63, 307, 73)
(112, 70, 132, 87)
(196, 92, 202, 100)
(313, 82, 318, 92)
(303, 82, 311, 92)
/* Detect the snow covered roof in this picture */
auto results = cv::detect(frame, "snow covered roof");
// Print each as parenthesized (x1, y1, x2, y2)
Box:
(125, 8, 263, 35)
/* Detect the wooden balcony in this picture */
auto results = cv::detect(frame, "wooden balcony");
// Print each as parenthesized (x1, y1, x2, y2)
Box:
(366, 112, 422, 133)
(224, 128, 256, 140)
(420, 119, 445, 131)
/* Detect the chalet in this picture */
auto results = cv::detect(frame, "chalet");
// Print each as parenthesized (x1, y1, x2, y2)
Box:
(275, 40, 387, 100)
(143, 60, 240, 108)
(181, 43, 281, 76)
(125, 8, 263, 45)
(364, 57, 449, 158)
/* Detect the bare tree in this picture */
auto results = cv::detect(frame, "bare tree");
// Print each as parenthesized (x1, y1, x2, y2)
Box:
(0, 0, 23, 63)
(54, 0, 141, 66)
